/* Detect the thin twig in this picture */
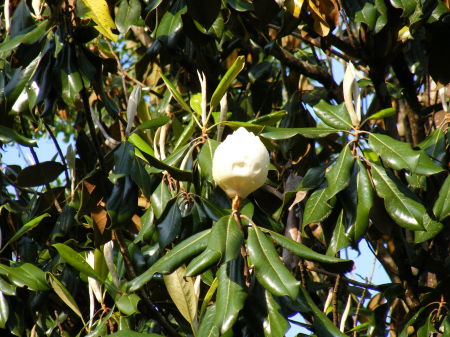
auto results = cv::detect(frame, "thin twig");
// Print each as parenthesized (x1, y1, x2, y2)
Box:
(44, 123, 70, 186)
(332, 274, 341, 326)
(54, 310, 66, 337)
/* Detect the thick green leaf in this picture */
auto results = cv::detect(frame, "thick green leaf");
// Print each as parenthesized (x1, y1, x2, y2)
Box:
(0, 20, 48, 53)
(0, 125, 37, 147)
(163, 266, 198, 333)
(16, 161, 66, 187)
(326, 210, 350, 256)
(247, 226, 299, 299)
(128, 133, 155, 156)
(263, 291, 289, 337)
(299, 286, 347, 337)
(136, 116, 171, 131)
(210, 55, 245, 111)
(0, 291, 8, 329)
(215, 258, 247, 334)
(160, 73, 192, 113)
(414, 214, 443, 243)
(107, 330, 163, 337)
(53, 244, 100, 280)
(155, 4, 186, 38)
(351, 161, 373, 241)
(0, 277, 16, 296)
(303, 188, 334, 225)
(314, 101, 353, 130)
(198, 139, 220, 179)
(189, 93, 202, 115)
(369, 133, 443, 175)
(116, 0, 141, 34)
(260, 127, 337, 140)
(1, 263, 49, 291)
(371, 164, 426, 230)
(48, 273, 84, 322)
(198, 304, 219, 337)
(249, 110, 287, 126)
(207, 215, 243, 263)
(263, 229, 353, 272)
(433, 175, 450, 221)
(355, 3, 377, 30)
(185, 249, 221, 277)
(325, 144, 355, 198)
(157, 200, 182, 249)
(128, 230, 210, 292)
(116, 294, 141, 315)
(365, 107, 396, 121)
(151, 182, 172, 219)
(418, 128, 446, 165)
(0, 214, 50, 254)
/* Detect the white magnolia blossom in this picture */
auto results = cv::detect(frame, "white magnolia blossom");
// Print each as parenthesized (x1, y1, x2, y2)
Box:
(212, 127, 269, 199)
(343, 62, 361, 127)
(86, 251, 104, 304)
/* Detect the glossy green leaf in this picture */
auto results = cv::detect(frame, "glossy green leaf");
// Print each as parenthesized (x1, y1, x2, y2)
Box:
(163, 266, 198, 333)
(414, 214, 443, 243)
(371, 164, 425, 230)
(355, 3, 377, 30)
(185, 249, 221, 277)
(208, 215, 243, 263)
(0, 213, 50, 254)
(160, 73, 192, 113)
(189, 93, 202, 115)
(263, 291, 289, 337)
(0, 125, 37, 147)
(260, 127, 337, 140)
(249, 110, 287, 126)
(155, 4, 186, 38)
(314, 101, 353, 130)
(299, 286, 347, 337)
(174, 118, 196, 151)
(0, 277, 16, 296)
(128, 230, 210, 292)
(198, 139, 220, 179)
(116, 293, 141, 315)
(0, 20, 48, 53)
(418, 128, 446, 165)
(53, 244, 101, 280)
(351, 160, 373, 241)
(369, 133, 443, 175)
(128, 133, 155, 156)
(365, 107, 396, 121)
(116, 0, 141, 34)
(0, 291, 8, 329)
(303, 188, 334, 225)
(1, 263, 49, 291)
(136, 116, 171, 131)
(198, 304, 219, 337)
(247, 226, 299, 299)
(151, 182, 172, 219)
(107, 330, 163, 337)
(210, 55, 245, 111)
(157, 200, 182, 249)
(433, 175, 450, 221)
(325, 144, 355, 198)
(48, 273, 84, 322)
(215, 258, 247, 334)
(263, 229, 353, 272)
(326, 210, 350, 256)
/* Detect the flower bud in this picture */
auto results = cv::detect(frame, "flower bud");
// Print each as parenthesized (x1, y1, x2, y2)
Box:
(212, 127, 269, 199)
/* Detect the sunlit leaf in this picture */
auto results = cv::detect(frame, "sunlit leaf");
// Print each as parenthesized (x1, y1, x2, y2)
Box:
(80, 0, 118, 41)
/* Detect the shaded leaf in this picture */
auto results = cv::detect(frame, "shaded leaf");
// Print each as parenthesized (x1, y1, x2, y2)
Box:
(116, 294, 141, 315)
(247, 226, 299, 299)
(48, 273, 84, 322)
(151, 182, 172, 219)
(263, 291, 289, 337)
(198, 139, 220, 180)
(198, 304, 219, 337)
(107, 330, 163, 337)
(260, 127, 337, 140)
(157, 200, 182, 249)
(116, 0, 141, 34)
(0, 263, 49, 291)
(0, 125, 37, 147)
(16, 161, 65, 187)
(433, 175, 450, 221)
(326, 210, 350, 256)
(303, 188, 334, 225)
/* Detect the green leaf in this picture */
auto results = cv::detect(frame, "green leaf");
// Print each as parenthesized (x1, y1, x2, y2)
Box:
(365, 107, 396, 121)
(0, 20, 48, 53)
(48, 273, 85, 323)
(215, 258, 247, 334)
(136, 116, 171, 131)
(53, 244, 101, 280)
(325, 144, 355, 198)
(369, 133, 443, 175)
(80, 0, 118, 41)
(0, 277, 16, 296)
(326, 210, 350, 256)
(260, 127, 337, 140)
(263, 291, 289, 337)
(433, 175, 450, 221)
(303, 188, 334, 225)
(128, 133, 155, 156)
(163, 266, 198, 333)
(107, 330, 163, 337)
(198, 139, 220, 180)
(151, 182, 172, 219)
(210, 55, 245, 111)
(155, 4, 186, 37)
(185, 249, 221, 277)
(314, 101, 353, 130)
(0, 125, 37, 147)
(351, 161, 373, 241)
(207, 215, 243, 263)
(116, 293, 141, 315)
(128, 230, 210, 292)
(1, 263, 49, 291)
(355, 3, 377, 30)
(0, 213, 50, 254)
(116, 0, 141, 34)
(198, 304, 219, 337)
(249, 110, 287, 126)
(190, 93, 203, 115)
(418, 128, 446, 165)
(371, 164, 426, 230)
(414, 214, 443, 243)
(299, 286, 348, 337)
(0, 291, 8, 329)
(247, 226, 299, 299)
(157, 200, 182, 249)
(160, 73, 192, 113)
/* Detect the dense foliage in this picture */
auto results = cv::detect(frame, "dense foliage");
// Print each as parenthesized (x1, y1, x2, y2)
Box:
(1, 0, 449, 336)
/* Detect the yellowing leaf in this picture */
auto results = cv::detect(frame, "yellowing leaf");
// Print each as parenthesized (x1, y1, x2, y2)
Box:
(80, 0, 118, 42)
(285, 0, 305, 18)
(308, 0, 330, 37)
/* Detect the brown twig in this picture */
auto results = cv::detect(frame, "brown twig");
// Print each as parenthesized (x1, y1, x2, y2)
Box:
(54, 310, 66, 337)
(44, 122, 70, 186)
(332, 274, 341, 326)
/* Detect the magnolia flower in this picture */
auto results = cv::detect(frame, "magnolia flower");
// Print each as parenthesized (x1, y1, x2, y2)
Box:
(343, 62, 361, 127)
(212, 127, 269, 199)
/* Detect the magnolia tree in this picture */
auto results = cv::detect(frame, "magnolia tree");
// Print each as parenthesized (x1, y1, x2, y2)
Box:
(0, 0, 449, 336)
